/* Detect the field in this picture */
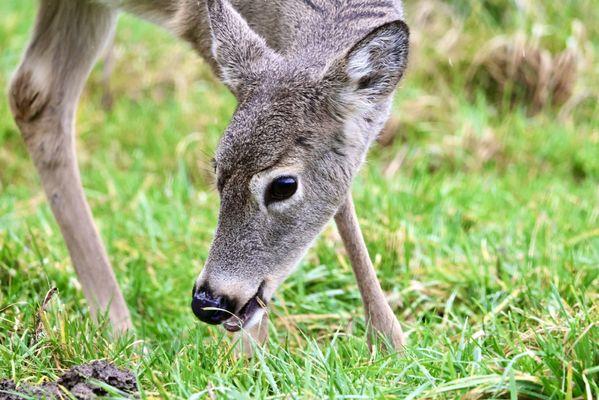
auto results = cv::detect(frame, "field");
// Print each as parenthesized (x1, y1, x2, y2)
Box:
(1, 0, 598, 398)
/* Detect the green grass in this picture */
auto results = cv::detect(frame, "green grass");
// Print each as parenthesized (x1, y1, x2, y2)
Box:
(1, 0, 598, 398)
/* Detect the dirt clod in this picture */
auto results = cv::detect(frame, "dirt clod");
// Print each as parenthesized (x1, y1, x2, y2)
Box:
(0, 380, 61, 400)
(0, 361, 137, 399)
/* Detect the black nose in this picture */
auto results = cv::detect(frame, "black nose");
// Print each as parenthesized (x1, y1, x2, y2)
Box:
(191, 285, 234, 325)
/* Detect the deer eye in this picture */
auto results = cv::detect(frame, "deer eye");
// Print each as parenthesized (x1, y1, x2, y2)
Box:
(266, 176, 298, 205)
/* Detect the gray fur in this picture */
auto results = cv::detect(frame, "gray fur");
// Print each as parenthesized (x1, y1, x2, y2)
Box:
(9, 0, 409, 333)
(192, 0, 410, 311)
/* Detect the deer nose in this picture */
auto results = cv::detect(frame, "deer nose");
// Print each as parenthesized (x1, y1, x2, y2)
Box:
(191, 285, 234, 325)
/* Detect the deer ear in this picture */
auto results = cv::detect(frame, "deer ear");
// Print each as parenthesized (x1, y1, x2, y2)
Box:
(326, 20, 409, 111)
(204, 0, 278, 95)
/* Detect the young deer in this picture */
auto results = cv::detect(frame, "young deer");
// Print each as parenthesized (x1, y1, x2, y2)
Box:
(9, 0, 409, 350)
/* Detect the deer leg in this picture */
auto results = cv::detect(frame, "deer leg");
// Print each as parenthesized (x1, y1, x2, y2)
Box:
(334, 194, 404, 351)
(9, 0, 131, 332)
(235, 312, 269, 357)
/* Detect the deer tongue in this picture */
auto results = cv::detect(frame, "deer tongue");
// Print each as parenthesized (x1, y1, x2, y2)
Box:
(222, 294, 265, 332)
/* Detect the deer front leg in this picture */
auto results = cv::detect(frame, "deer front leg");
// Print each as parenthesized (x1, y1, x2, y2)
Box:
(235, 312, 269, 357)
(334, 195, 405, 351)
(8, 0, 131, 332)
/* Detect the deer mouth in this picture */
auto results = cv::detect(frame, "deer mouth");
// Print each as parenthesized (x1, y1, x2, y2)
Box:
(222, 283, 267, 332)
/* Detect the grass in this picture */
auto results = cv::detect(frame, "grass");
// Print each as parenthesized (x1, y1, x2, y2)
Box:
(0, 0, 597, 398)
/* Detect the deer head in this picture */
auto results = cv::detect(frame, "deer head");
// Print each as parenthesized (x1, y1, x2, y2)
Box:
(192, 0, 409, 332)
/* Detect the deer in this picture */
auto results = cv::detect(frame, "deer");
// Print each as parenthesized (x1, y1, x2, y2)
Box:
(8, 0, 409, 351)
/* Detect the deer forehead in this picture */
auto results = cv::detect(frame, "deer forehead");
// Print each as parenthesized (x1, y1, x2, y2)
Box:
(214, 88, 337, 178)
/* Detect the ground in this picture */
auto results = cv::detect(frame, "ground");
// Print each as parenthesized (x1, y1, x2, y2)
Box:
(0, 0, 597, 398)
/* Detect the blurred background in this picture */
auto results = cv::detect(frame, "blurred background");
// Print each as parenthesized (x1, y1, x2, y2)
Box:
(0, 0, 597, 397)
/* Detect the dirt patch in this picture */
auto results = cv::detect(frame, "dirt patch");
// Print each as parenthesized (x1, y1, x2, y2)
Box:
(0, 361, 137, 399)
